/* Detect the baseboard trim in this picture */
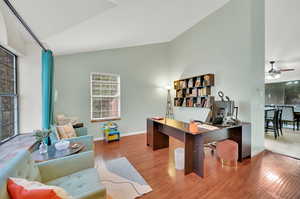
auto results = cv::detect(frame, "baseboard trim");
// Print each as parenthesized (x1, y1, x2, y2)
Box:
(121, 130, 146, 137)
(93, 130, 146, 142)
(251, 147, 266, 157)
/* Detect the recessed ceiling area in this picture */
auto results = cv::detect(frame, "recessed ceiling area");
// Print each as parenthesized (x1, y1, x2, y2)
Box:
(9, 0, 117, 39)
(3, 0, 230, 55)
(266, 0, 300, 83)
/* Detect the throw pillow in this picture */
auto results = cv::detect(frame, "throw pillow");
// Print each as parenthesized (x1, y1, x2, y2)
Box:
(56, 124, 77, 139)
(7, 177, 73, 199)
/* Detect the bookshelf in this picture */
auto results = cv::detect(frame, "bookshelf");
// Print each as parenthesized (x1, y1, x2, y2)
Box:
(174, 74, 215, 108)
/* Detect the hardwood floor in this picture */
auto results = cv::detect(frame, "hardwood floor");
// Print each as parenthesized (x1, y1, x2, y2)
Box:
(95, 134, 300, 199)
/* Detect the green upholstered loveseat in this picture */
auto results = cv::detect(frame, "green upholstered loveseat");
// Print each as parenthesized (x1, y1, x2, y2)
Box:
(49, 126, 94, 150)
(0, 150, 106, 199)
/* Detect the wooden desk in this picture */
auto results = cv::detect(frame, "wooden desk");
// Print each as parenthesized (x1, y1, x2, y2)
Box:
(147, 118, 251, 177)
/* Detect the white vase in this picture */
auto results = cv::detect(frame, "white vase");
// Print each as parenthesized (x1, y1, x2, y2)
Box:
(39, 142, 48, 154)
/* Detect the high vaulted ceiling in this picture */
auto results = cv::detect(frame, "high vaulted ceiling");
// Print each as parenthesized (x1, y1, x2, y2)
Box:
(2, 0, 230, 55)
(266, 0, 300, 83)
(3, 0, 300, 83)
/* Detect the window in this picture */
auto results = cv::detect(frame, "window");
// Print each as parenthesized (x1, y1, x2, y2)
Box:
(0, 46, 18, 143)
(90, 73, 120, 122)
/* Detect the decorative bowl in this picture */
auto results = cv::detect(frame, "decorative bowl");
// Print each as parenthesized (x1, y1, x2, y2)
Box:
(55, 140, 70, 151)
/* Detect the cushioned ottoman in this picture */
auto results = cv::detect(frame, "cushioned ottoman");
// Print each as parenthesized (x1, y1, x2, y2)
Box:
(216, 139, 238, 167)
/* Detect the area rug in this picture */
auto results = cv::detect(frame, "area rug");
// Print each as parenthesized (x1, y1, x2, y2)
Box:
(96, 157, 152, 199)
(265, 129, 300, 159)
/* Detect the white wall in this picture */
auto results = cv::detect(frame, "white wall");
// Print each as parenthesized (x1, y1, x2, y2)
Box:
(0, 9, 42, 133)
(18, 43, 42, 133)
(54, 43, 170, 139)
(168, 0, 265, 155)
(0, 5, 25, 55)
(0, 10, 8, 45)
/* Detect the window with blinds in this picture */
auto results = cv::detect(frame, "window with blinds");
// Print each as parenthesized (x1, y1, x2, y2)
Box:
(0, 46, 18, 144)
(90, 73, 121, 122)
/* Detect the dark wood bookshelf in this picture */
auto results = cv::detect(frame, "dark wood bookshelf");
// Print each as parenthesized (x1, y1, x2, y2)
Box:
(174, 74, 215, 108)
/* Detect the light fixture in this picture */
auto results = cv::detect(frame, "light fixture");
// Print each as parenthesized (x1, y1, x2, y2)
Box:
(165, 85, 172, 90)
(265, 73, 280, 80)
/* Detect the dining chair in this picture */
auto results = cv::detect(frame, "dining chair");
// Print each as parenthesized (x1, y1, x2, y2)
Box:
(265, 109, 279, 139)
(277, 108, 283, 136)
(279, 106, 297, 130)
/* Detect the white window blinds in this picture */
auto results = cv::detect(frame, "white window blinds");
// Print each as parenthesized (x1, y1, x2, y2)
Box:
(90, 73, 120, 121)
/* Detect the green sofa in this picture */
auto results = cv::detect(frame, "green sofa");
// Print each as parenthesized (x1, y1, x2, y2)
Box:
(50, 126, 94, 150)
(0, 150, 106, 199)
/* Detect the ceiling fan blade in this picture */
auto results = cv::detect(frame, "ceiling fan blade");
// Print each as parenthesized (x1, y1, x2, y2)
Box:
(279, 69, 295, 72)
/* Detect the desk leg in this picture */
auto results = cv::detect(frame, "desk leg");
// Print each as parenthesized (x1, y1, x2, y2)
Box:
(228, 126, 243, 162)
(147, 119, 169, 150)
(184, 134, 204, 177)
(152, 127, 169, 151)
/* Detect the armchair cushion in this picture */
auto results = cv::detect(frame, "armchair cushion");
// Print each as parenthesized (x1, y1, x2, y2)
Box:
(37, 151, 94, 182)
(46, 168, 106, 199)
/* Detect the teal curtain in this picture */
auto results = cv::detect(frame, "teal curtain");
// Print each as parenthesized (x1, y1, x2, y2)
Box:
(42, 50, 54, 130)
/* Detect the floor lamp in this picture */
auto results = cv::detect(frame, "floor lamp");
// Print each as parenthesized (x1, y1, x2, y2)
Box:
(165, 88, 174, 119)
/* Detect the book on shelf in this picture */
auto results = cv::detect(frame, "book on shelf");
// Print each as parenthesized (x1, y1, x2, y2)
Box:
(203, 75, 214, 86)
(188, 79, 193, 88)
(201, 98, 206, 107)
(202, 96, 214, 108)
(174, 81, 180, 90)
(186, 98, 193, 107)
(180, 80, 187, 89)
(182, 98, 186, 107)
(176, 89, 185, 98)
(191, 88, 197, 97)
(198, 87, 211, 96)
(195, 77, 201, 87)
(196, 97, 202, 107)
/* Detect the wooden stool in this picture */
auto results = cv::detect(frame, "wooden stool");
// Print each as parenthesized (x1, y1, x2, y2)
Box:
(216, 139, 238, 167)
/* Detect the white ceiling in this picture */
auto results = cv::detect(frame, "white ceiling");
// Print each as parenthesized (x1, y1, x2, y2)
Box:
(3, 0, 230, 55)
(265, 0, 300, 83)
(10, 0, 117, 39)
(4, 0, 300, 83)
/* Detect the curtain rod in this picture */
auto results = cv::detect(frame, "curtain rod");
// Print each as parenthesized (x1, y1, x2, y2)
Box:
(3, 0, 47, 51)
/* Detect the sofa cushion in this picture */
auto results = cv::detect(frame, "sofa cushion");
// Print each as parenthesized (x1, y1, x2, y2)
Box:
(56, 124, 77, 139)
(45, 168, 106, 199)
(7, 177, 72, 199)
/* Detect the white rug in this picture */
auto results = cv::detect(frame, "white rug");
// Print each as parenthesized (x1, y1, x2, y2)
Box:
(96, 158, 152, 199)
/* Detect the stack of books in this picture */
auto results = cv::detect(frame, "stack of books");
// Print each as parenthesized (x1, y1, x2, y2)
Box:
(180, 80, 187, 88)
(198, 87, 211, 96)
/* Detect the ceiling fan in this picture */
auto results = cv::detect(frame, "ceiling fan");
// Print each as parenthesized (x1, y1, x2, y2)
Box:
(265, 61, 295, 80)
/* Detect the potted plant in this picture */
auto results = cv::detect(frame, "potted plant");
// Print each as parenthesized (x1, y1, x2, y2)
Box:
(33, 129, 51, 154)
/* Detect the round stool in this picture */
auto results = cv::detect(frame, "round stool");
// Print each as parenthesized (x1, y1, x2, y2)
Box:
(216, 139, 238, 167)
